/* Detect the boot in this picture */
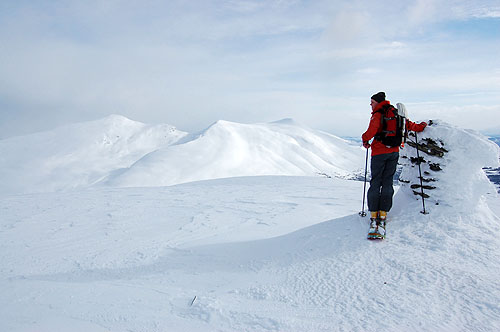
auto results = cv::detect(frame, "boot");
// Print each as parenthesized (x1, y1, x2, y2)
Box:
(369, 211, 378, 234)
(378, 211, 387, 222)
(377, 211, 387, 236)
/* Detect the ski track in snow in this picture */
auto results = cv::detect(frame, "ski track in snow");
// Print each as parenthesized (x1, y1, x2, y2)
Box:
(1, 177, 500, 332)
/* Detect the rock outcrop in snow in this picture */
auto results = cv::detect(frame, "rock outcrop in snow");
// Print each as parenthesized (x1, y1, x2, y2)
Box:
(398, 120, 500, 211)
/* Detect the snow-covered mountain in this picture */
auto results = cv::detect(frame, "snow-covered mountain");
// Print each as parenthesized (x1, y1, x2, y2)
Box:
(0, 115, 187, 195)
(0, 116, 364, 195)
(1, 117, 500, 331)
(103, 118, 364, 188)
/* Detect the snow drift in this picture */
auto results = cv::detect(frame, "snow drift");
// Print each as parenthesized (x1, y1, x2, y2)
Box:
(398, 120, 500, 211)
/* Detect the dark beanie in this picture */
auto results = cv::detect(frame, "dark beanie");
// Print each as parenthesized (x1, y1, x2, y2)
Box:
(371, 91, 386, 103)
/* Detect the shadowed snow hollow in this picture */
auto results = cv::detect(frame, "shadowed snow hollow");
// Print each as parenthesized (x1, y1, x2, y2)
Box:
(103, 119, 365, 188)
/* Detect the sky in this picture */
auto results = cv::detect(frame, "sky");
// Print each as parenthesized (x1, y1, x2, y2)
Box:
(1, 0, 499, 139)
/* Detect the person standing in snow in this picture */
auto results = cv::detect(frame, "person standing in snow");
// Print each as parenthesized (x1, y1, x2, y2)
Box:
(362, 92, 427, 225)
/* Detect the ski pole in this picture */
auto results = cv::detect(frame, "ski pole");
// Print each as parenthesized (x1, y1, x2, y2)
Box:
(359, 147, 369, 217)
(414, 131, 427, 214)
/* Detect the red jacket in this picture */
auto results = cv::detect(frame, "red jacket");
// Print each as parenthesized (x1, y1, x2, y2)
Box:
(362, 100, 427, 156)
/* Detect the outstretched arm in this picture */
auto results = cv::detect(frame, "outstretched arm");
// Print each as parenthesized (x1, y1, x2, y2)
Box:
(407, 120, 427, 132)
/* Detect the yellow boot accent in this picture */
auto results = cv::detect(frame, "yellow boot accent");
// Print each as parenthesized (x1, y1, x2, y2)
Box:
(371, 211, 379, 219)
(379, 211, 387, 220)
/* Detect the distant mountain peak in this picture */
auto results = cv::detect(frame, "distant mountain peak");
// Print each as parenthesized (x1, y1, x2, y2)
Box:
(271, 118, 300, 126)
(103, 114, 133, 121)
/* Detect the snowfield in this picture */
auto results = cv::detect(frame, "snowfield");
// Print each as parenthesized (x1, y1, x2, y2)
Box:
(0, 116, 364, 196)
(1, 117, 499, 331)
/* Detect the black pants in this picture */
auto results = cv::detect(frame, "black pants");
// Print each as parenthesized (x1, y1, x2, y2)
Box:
(367, 152, 399, 212)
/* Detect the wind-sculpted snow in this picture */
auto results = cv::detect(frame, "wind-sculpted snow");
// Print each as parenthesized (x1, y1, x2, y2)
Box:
(398, 120, 500, 211)
(1, 176, 499, 331)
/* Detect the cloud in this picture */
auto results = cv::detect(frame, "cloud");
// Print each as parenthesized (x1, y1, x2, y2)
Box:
(357, 68, 382, 75)
(0, 0, 499, 138)
(322, 8, 372, 44)
(407, 103, 500, 132)
(406, 0, 440, 26)
(475, 9, 500, 18)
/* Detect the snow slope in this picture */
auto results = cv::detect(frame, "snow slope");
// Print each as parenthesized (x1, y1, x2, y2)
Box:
(1, 118, 499, 331)
(1, 176, 499, 332)
(0, 117, 364, 195)
(104, 118, 364, 188)
(399, 120, 499, 211)
(0, 115, 186, 195)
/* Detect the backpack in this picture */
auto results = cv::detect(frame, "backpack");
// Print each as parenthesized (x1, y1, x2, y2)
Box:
(374, 102, 408, 148)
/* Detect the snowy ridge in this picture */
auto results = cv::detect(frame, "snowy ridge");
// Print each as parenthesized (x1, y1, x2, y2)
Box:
(0, 115, 187, 195)
(399, 120, 500, 211)
(104, 119, 364, 188)
(1, 118, 500, 331)
(0, 116, 364, 195)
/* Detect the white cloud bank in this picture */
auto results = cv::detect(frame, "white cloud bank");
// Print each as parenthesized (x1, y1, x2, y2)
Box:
(0, 0, 499, 138)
